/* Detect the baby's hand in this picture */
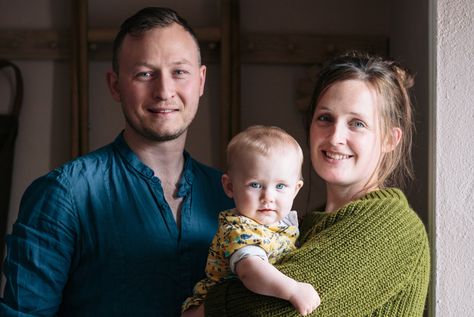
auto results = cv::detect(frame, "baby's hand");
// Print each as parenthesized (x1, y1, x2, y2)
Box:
(288, 282, 320, 316)
(181, 305, 204, 317)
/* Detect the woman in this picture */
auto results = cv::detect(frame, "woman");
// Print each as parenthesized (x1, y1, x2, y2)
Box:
(204, 51, 430, 316)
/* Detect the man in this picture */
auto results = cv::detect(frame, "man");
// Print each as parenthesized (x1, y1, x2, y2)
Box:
(0, 7, 233, 316)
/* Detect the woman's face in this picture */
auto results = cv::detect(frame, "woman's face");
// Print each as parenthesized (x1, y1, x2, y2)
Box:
(309, 79, 383, 191)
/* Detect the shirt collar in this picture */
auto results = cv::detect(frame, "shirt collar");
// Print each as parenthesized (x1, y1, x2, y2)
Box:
(113, 133, 194, 196)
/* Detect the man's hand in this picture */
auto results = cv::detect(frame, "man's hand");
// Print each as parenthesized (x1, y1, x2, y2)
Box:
(288, 282, 320, 316)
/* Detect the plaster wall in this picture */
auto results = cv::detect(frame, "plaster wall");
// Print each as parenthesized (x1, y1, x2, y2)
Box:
(434, 0, 474, 315)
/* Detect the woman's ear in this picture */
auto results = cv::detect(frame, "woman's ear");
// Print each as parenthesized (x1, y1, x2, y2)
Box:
(383, 127, 402, 153)
(221, 174, 234, 198)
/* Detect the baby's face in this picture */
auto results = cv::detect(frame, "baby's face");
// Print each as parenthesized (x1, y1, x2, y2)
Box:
(222, 149, 303, 225)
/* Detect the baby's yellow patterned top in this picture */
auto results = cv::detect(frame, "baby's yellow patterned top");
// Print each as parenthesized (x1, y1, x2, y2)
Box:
(206, 209, 299, 282)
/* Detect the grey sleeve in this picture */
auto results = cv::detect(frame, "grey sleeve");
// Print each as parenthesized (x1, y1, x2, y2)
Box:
(229, 245, 268, 274)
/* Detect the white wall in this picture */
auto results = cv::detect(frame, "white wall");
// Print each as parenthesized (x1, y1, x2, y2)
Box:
(434, 0, 474, 315)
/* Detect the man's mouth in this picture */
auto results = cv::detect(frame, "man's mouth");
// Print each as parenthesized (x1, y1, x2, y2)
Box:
(150, 108, 176, 113)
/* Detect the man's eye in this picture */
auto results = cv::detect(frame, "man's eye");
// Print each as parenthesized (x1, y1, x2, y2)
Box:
(249, 182, 261, 189)
(276, 184, 286, 190)
(136, 72, 153, 79)
(174, 69, 189, 77)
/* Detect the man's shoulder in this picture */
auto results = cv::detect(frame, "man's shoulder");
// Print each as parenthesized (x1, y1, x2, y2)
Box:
(58, 143, 115, 174)
(36, 143, 117, 187)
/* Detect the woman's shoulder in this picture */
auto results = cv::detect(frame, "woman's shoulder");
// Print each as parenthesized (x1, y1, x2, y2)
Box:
(300, 188, 427, 246)
(360, 188, 424, 227)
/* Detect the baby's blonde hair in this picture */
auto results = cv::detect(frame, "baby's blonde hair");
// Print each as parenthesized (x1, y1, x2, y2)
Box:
(226, 125, 304, 179)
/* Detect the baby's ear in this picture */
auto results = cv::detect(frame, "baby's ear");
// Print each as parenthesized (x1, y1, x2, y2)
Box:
(221, 174, 234, 198)
(383, 127, 402, 153)
(294, 179, 304, 196)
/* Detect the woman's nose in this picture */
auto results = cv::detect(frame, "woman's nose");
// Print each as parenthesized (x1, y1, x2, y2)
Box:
(328, 122, 347, 145)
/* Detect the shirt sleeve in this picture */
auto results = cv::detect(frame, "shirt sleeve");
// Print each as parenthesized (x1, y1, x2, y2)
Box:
(1, 171, 78, 316)
(229, 245, 268, 273)
(205, 193, 429, 316)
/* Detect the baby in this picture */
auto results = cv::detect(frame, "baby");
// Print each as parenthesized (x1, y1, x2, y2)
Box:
(182, 125, 320, 317)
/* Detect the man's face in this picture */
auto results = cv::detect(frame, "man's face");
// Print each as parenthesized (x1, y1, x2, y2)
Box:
(108, 23, 206, 143)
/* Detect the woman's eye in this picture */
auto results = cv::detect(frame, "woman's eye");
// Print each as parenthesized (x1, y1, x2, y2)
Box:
(316, 114, 331, 122)
(352, 120, 366, 128)
(249, 182, 261, 189)
(276, 184, 286, 190)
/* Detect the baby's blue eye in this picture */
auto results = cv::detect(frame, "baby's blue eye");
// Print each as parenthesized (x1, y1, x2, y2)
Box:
(352, 120, 366, 128)
(276, 184, 286, 190)
(249, 182, 261, 189)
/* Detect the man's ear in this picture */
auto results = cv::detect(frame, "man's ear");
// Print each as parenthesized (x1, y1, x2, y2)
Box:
(198, 65, 206, 97)
(221, 174, 233, 198)
(383, 127, 402, 153)
(106, 70, 121, 103)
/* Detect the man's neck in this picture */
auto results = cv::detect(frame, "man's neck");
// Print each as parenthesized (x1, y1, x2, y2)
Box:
(123, 129, 186, 179)
(123, 129, 187, 226)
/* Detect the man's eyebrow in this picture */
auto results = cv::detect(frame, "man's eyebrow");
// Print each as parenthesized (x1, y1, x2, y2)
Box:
(171, 59, 194, 66)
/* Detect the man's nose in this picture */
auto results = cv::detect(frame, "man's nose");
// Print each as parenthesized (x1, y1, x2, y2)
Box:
(153, 74, 175, 100)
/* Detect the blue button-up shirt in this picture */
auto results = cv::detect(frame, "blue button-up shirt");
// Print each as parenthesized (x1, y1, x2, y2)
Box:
(1, 134, 233, 316)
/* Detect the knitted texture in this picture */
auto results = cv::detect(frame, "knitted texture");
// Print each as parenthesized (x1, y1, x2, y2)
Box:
(205, 188, 430, 316)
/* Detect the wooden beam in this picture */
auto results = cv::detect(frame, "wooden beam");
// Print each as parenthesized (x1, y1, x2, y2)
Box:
(242, 33, 388, 64)
(219, 0, 241, 168)
(230, 0, 241, 140)
(70, 0, 89, 157)
(220, 0, 232, 168)
(0, 29, 69, 60)
(0, 29, 387, 65)
(0, 27, 222, 62)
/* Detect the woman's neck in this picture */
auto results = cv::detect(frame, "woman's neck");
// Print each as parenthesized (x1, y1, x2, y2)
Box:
(325, 183, 379, 213)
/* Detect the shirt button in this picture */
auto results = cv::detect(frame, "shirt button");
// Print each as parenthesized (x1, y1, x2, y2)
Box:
(151, 176, 159, 183)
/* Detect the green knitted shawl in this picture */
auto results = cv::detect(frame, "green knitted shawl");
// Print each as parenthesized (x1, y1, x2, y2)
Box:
(205, 188, 430, 316)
